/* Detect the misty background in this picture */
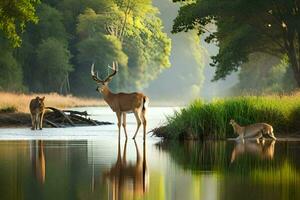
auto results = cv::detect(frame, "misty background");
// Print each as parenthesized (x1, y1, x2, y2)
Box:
(148, 0, 238, 103)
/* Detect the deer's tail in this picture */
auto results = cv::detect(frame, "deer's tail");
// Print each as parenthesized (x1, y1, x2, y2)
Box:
(142, 96, 149, 111)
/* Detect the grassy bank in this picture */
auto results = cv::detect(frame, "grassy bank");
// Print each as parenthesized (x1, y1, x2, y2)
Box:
(154, 94, 300, 140)
(0, 92, 105, 113)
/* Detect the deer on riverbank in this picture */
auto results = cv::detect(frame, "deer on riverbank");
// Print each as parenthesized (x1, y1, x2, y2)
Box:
(91, 62, 149, 140)
(229, 119, 277, 142)
(29, 96, 45, 130)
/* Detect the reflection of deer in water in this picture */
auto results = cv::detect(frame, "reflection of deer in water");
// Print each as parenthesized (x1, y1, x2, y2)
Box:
(103, 139, 148, 199)
(30, 140, 46, 184)
(230, 140, 276, 163)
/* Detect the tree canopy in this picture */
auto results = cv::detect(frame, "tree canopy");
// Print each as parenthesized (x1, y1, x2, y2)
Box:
(0, 0, 40, 47)
(0, 0, 171, 95)
(172, 0, 300, 86)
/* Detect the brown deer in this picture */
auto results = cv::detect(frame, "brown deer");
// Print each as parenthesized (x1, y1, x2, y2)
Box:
(103, 139, 148, 199)
(29, 96, 45, 130)
(91, 62, 149, 140)
(229, 119, 276, 142)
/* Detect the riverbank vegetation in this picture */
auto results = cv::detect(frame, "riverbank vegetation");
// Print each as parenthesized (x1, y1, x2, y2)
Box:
(0, 92, 104, 113)
(153, 93, 300, 140)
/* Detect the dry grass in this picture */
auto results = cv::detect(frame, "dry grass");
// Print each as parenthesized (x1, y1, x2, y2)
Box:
(0, 92, 105, 113)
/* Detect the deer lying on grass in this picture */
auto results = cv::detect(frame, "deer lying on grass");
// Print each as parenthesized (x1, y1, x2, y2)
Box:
(229, 119, 277, 142)
(91, 61, 149, 140)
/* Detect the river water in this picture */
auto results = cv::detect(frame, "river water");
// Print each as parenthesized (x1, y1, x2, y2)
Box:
(0, 107, 299, 200)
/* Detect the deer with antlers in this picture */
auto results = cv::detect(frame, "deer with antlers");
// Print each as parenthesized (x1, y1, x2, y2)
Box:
(91, 61, 149, 140)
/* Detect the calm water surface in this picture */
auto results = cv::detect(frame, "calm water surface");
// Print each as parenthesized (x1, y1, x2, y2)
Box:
(0, 107, 300, 200)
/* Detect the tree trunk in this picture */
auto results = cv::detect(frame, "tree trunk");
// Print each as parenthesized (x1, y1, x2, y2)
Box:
(285, 30, 300, 87)
(287, 49, 300, 87)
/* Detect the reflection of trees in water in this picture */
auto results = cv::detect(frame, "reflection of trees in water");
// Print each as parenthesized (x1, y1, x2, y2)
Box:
(157, 140, 300, 173)
(157, 140, 300, 199)
(30, 140, 46, 185)
(102, 139, 148, 199)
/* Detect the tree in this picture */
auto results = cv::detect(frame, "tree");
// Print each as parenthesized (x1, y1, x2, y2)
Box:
(0, 49, 24, 91)
(172, 0, 300, 87)
(0, 0, 40, 47)
(34, 38, 72, 93)
(232, 53, 296, 94)
(74, 3, 171, 93)
(76, 32, 129, 95)
(17, 3, 69, 92)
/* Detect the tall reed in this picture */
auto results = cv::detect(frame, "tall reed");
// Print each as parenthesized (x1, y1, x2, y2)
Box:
(159, 94, 300, 140)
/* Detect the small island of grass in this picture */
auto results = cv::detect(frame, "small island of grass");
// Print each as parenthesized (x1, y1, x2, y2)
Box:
(153, 93, 300, 140)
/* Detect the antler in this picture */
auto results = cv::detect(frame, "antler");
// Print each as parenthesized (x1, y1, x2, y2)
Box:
(104, 61, 118, 82)
(91, 62, 118, 84)
(91, 63, 104, 84)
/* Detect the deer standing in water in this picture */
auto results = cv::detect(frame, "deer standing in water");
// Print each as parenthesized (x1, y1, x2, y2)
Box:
(91, 62, 149, 140)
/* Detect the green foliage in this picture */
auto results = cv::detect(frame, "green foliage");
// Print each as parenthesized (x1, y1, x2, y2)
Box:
(0, 40, 24, 91)
(172, 0, 300, 86)
(0, 0, 169, 94)
(73, 2, 171, 94)
(31, 4, 68, 43)
(0, 0, 171, 95)
(233, 54, 297, 94)
(157, 95, 300, 140)
(0, 0, 40, 47)
(34, 38, 72, 92)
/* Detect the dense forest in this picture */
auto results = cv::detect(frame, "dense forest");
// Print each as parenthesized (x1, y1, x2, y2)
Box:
(0, 0, 171, 96)
(0, 0, 299, 100)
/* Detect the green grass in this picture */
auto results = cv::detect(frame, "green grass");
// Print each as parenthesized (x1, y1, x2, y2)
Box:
(156, 95, 300, 140)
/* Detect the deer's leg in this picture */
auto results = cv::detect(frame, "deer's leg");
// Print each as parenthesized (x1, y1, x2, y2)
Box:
(132, 110, 142, 139)
(116, 112, 122, 138)
(269, 131, 277, 140)
(35, 114, 39, 130)
(122, 112, 128, 139)
(134, 139, 141, 164)
(256, 132, 263, 143)
(31, 114, 35, 130)
(140, 109, 147, 140)
(122, 139, 128, 165)
(39, 112, 44, 130)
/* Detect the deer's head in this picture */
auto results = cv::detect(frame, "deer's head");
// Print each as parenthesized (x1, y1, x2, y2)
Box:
(229, 119, 235, 125)
(91, 61, 118, 94)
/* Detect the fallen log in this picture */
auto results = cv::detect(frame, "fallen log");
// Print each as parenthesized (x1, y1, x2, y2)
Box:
(63, 110, 88, 117)
(44, 119, 61, 128)
(43, 107, 113, 128)
(69, 114, 98, 125)
(46, 107, 75, 126)
(0, 108, 113, 128)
